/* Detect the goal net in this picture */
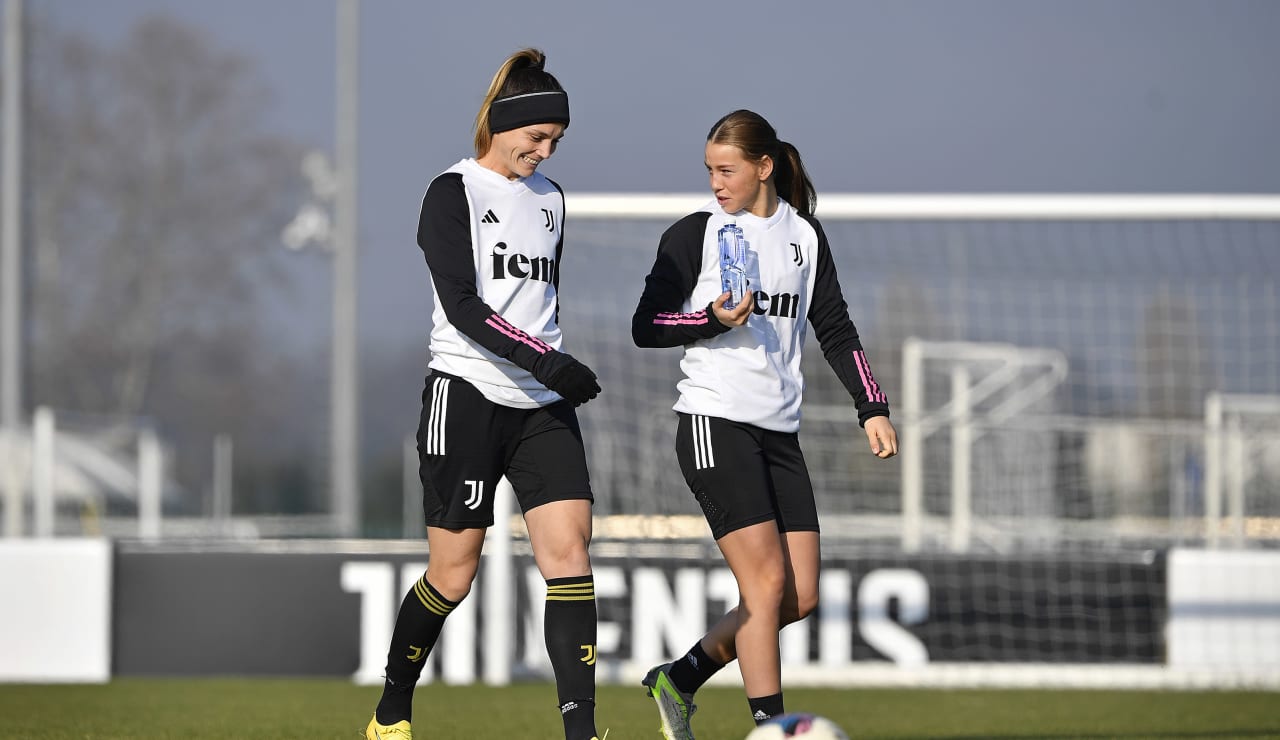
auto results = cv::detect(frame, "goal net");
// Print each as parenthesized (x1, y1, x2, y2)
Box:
(557, 194, 1280, 554)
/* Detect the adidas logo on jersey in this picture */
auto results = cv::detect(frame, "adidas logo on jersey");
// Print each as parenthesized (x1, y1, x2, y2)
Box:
(481, 209, 500, 224)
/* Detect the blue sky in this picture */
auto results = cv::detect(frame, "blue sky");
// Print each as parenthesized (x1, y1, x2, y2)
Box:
(49, 0, 1280, 190)
(41, 0, 1280, 352)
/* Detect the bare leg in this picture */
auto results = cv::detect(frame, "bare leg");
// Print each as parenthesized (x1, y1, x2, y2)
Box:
(524, 498, 593, 578)
(424, 526, 487, 600)
(715, 521, 786, 697)
(699, 530, 821, 666)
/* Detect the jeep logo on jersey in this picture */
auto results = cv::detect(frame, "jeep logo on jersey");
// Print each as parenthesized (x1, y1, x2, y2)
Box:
(491, 241, 555, 283)
(752, 290, 801, 319)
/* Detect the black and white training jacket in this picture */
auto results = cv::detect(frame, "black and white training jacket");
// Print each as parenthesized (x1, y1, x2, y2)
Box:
(417, 158, 566, 408)
(632, 198, 889, 433)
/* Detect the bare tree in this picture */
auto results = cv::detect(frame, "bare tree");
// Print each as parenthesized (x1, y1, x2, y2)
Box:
(25, 14, 316, 507)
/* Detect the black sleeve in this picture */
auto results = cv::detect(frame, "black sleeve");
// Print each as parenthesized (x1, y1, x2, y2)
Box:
(803, 215, 890, 426)
(418, 173, 552, 371)
(632, 212, 733, 348)
(547, 177, 565, 324)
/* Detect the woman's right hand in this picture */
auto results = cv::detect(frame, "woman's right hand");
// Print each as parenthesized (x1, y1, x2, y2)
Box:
(711, 290, 754, 327)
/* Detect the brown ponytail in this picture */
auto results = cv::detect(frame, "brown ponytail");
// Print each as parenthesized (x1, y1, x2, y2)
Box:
(473, 49, 565, 157)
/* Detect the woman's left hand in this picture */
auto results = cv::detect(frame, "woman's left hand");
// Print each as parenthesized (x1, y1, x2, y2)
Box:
(864, 416, 898, 459)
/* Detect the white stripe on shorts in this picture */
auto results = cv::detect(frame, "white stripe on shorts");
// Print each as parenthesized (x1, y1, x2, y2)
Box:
(426, 376, 450, 455)
(693, 414, 715, 470)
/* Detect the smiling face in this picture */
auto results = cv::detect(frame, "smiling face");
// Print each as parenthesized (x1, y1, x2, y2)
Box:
(478, 122, 565, 180)
(705, 141, 775, 217)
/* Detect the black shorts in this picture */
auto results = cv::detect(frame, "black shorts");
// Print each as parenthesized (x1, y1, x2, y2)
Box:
(416, 371, 593, 529)
(675, 413, 819, 540)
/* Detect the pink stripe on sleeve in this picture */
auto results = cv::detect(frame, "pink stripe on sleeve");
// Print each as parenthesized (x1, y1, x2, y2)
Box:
(485, 315, 552, 354)
(654, 310, 708, 326)
(853, 350, 887, 403)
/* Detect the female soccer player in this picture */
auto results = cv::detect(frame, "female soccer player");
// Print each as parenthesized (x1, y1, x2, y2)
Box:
(365, 49, 602, 740)
(632, 109, 898, 739)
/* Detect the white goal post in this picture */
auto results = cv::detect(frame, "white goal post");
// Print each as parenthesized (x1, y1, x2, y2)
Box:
(899, 338, 1069, 553)
(565, 193, 1280, 220)
(1203, 392, 1280, 549)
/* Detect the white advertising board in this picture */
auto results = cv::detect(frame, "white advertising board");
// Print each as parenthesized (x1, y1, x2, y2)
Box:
(0, 539, 112, 682)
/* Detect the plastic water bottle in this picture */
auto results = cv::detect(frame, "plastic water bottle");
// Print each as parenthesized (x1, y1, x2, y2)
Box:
(718, 224, 750, 309)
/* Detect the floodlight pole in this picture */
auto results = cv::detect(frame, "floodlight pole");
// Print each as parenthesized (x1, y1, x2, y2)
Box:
(1, 0, 24, 538)
(332, 0, 360, 538)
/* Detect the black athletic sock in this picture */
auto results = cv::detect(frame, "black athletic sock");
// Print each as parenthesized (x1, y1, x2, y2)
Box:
(544, 575, 598, 740)
(375, 574, 460, 724)
(666, 640, 724, 695)
(748, 692, 785, 725)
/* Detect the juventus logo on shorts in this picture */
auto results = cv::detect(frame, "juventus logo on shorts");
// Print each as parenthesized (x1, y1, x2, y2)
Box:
(691, 415, 716, 470)
(464, 480, 485, 510)
(424, 376, 450, 455)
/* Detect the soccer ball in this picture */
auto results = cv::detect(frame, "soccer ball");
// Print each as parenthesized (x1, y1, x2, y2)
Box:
(744, 712, 850, 739)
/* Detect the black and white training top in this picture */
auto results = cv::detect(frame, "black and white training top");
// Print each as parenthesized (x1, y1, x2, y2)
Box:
(632, 197, 889, 433)
(417, 158, 566, 409)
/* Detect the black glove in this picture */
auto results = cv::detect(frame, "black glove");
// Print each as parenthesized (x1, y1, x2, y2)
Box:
(531, 350, 601, 405)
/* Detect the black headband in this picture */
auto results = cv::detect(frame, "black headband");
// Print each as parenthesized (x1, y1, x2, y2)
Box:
(489, 91, 570, 134)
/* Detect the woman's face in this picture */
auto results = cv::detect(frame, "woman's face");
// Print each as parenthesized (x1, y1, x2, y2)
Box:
(705, 141, 773, 216)
(480, 123, 565, 179)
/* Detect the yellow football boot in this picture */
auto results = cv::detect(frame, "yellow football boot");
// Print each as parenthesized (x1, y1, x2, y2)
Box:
(365, 715, 412, 739)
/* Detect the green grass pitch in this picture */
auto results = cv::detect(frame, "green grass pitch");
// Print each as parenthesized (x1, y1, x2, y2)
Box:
(0, 678, 1276, 739)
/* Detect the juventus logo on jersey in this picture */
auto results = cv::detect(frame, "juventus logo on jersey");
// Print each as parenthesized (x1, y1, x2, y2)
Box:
(481, 209, 500, 224)
(791, 242, 803, 266)
(541, 208, 556, 233)
(463, 480, 485, 510)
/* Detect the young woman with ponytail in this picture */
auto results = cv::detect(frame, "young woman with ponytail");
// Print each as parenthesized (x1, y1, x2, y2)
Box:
(633, 109, 898, 739)
(365, 49, 602, 740)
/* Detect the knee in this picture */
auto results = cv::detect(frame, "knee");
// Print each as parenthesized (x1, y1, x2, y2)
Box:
(425, 565, 478, 602)
(798, 589, 819, 620)
(557, 548, 592, 577)
(781, 589, 819, 626)
(740, 564, 787, 610)
(537, 539, 592, 579)
(778, 578, 819, 624)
